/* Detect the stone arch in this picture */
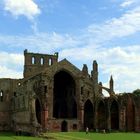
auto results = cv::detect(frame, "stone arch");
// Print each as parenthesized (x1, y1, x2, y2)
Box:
(84, 99, 94, 130)
(97, 100, 106, 129)
(61, 120, 68, 132)
(126, 95, 135, 131)
(53, 70, 77, 119)
(35, 98, 42, 124)
(110, 99, 119, 130)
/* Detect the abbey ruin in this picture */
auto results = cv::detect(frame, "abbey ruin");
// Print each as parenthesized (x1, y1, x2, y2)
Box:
(0, 49, 140, 134)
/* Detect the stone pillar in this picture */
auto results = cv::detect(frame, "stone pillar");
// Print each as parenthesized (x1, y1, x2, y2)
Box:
(75, 79, 83, 130)
(94, 107, 98, 130)
(30, 97, 37, 124)
(41, 108, 48, 129)
(135, 108, 140, 132)
(78, 106, 84, 130)
(119, 106, 126, 131)
(48, 78, 54, 118)
(106, 106, 111, 131)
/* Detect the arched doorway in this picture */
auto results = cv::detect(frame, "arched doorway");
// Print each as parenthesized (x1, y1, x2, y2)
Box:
(110, 100, 119, 130)
(126, 96, 135, 131)
(61, 120, 68, 132)
(53, 71, 77, 119)
(84, 100, 94, 130)
(97, 101, 106, 129)
(35, 99, 41, 124)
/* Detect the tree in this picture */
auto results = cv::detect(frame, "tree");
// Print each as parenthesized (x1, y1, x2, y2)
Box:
(133, 89, 140, 96)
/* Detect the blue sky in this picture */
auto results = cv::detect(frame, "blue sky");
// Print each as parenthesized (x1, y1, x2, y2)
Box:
(0, 0, 140, 94)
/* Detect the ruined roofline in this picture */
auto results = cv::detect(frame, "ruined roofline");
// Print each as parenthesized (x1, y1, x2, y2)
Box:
(0, 78, 22, 80)
(24, 49, 58, 57)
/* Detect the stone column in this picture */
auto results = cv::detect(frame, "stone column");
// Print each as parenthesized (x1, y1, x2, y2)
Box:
(135, 108, 140, 132)
(106, 104, 111, 131)
(119, 106, 126, 131)
(48, 78, 54, 118)
(75, 79, 83, 130)
(31, 97, 37, 124)
(41, 107, 48, 129)
(78, 106, 84, 130)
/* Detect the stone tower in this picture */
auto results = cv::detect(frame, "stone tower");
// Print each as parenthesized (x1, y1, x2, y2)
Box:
(24, 49, 58, 78)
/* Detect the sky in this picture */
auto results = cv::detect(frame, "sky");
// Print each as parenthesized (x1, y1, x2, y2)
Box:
(0, 0, 140, 94)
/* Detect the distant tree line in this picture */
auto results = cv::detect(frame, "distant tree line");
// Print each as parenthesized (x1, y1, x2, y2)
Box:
(133, 89, 140, 96)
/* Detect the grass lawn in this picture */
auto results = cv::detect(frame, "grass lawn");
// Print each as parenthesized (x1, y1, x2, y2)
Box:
(45, 132, 140, 140)
(0, 132, 43, 140)
(1, 132, 140, 140)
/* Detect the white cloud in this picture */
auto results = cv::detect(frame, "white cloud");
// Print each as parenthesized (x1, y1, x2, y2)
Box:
(0, 66, 23, 78)
(3, 0, 41, 20)
(98, 46, 140, 93)
(87, 6, 140, 43)
(60, 45, 140, 93)
(120, 0, 135, 8)
(1, 5, 140, 94)
(0, 52, 24, 78)
(0, 51, 24, 69)
(0, 32, 80, 53)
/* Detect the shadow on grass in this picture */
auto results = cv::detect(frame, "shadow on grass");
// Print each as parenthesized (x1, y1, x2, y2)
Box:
(0, 131, 15, 136)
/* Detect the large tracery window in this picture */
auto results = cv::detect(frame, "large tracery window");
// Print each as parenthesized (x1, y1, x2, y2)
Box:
(53, 71, 77, 119)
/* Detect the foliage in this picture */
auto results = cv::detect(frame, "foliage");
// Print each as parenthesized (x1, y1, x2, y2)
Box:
(133, 89, 140, 96)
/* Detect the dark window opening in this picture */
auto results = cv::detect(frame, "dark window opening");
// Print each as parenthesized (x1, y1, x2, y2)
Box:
(14, 92, 16, 97)
(61, 120, 68, 132)
(53, 71, 76, 119)
(87, 91, 90, 96)
(97, 101, 106, 129)
(44, 85, 47, 93)
(35, 99, 41, 124)
(81, 87, 83, 95)
(84, 100, 94, 130)
(110, 100, 119, 130)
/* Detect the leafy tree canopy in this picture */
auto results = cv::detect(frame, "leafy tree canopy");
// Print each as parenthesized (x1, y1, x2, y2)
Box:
(133, 89, 140, 96)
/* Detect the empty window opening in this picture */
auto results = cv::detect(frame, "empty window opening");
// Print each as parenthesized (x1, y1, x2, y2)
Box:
(110, 100, 119, 130)
(44, 85, 47, 93)
(41, 57, 44, 65)
(14, 92, 16, 97)
(32, 56, 35, 64)
(49, 58, 52, 66)
(87, 91, 90, 96)
(0, 91, 3, 102)
(84, 100, 94, 129)
(81, 87, 84, 95)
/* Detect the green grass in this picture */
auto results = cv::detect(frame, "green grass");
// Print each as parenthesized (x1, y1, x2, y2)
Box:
(45, 132, 140, 140)
(0, 132, 43, 140)
(1, 132, 140, 140)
